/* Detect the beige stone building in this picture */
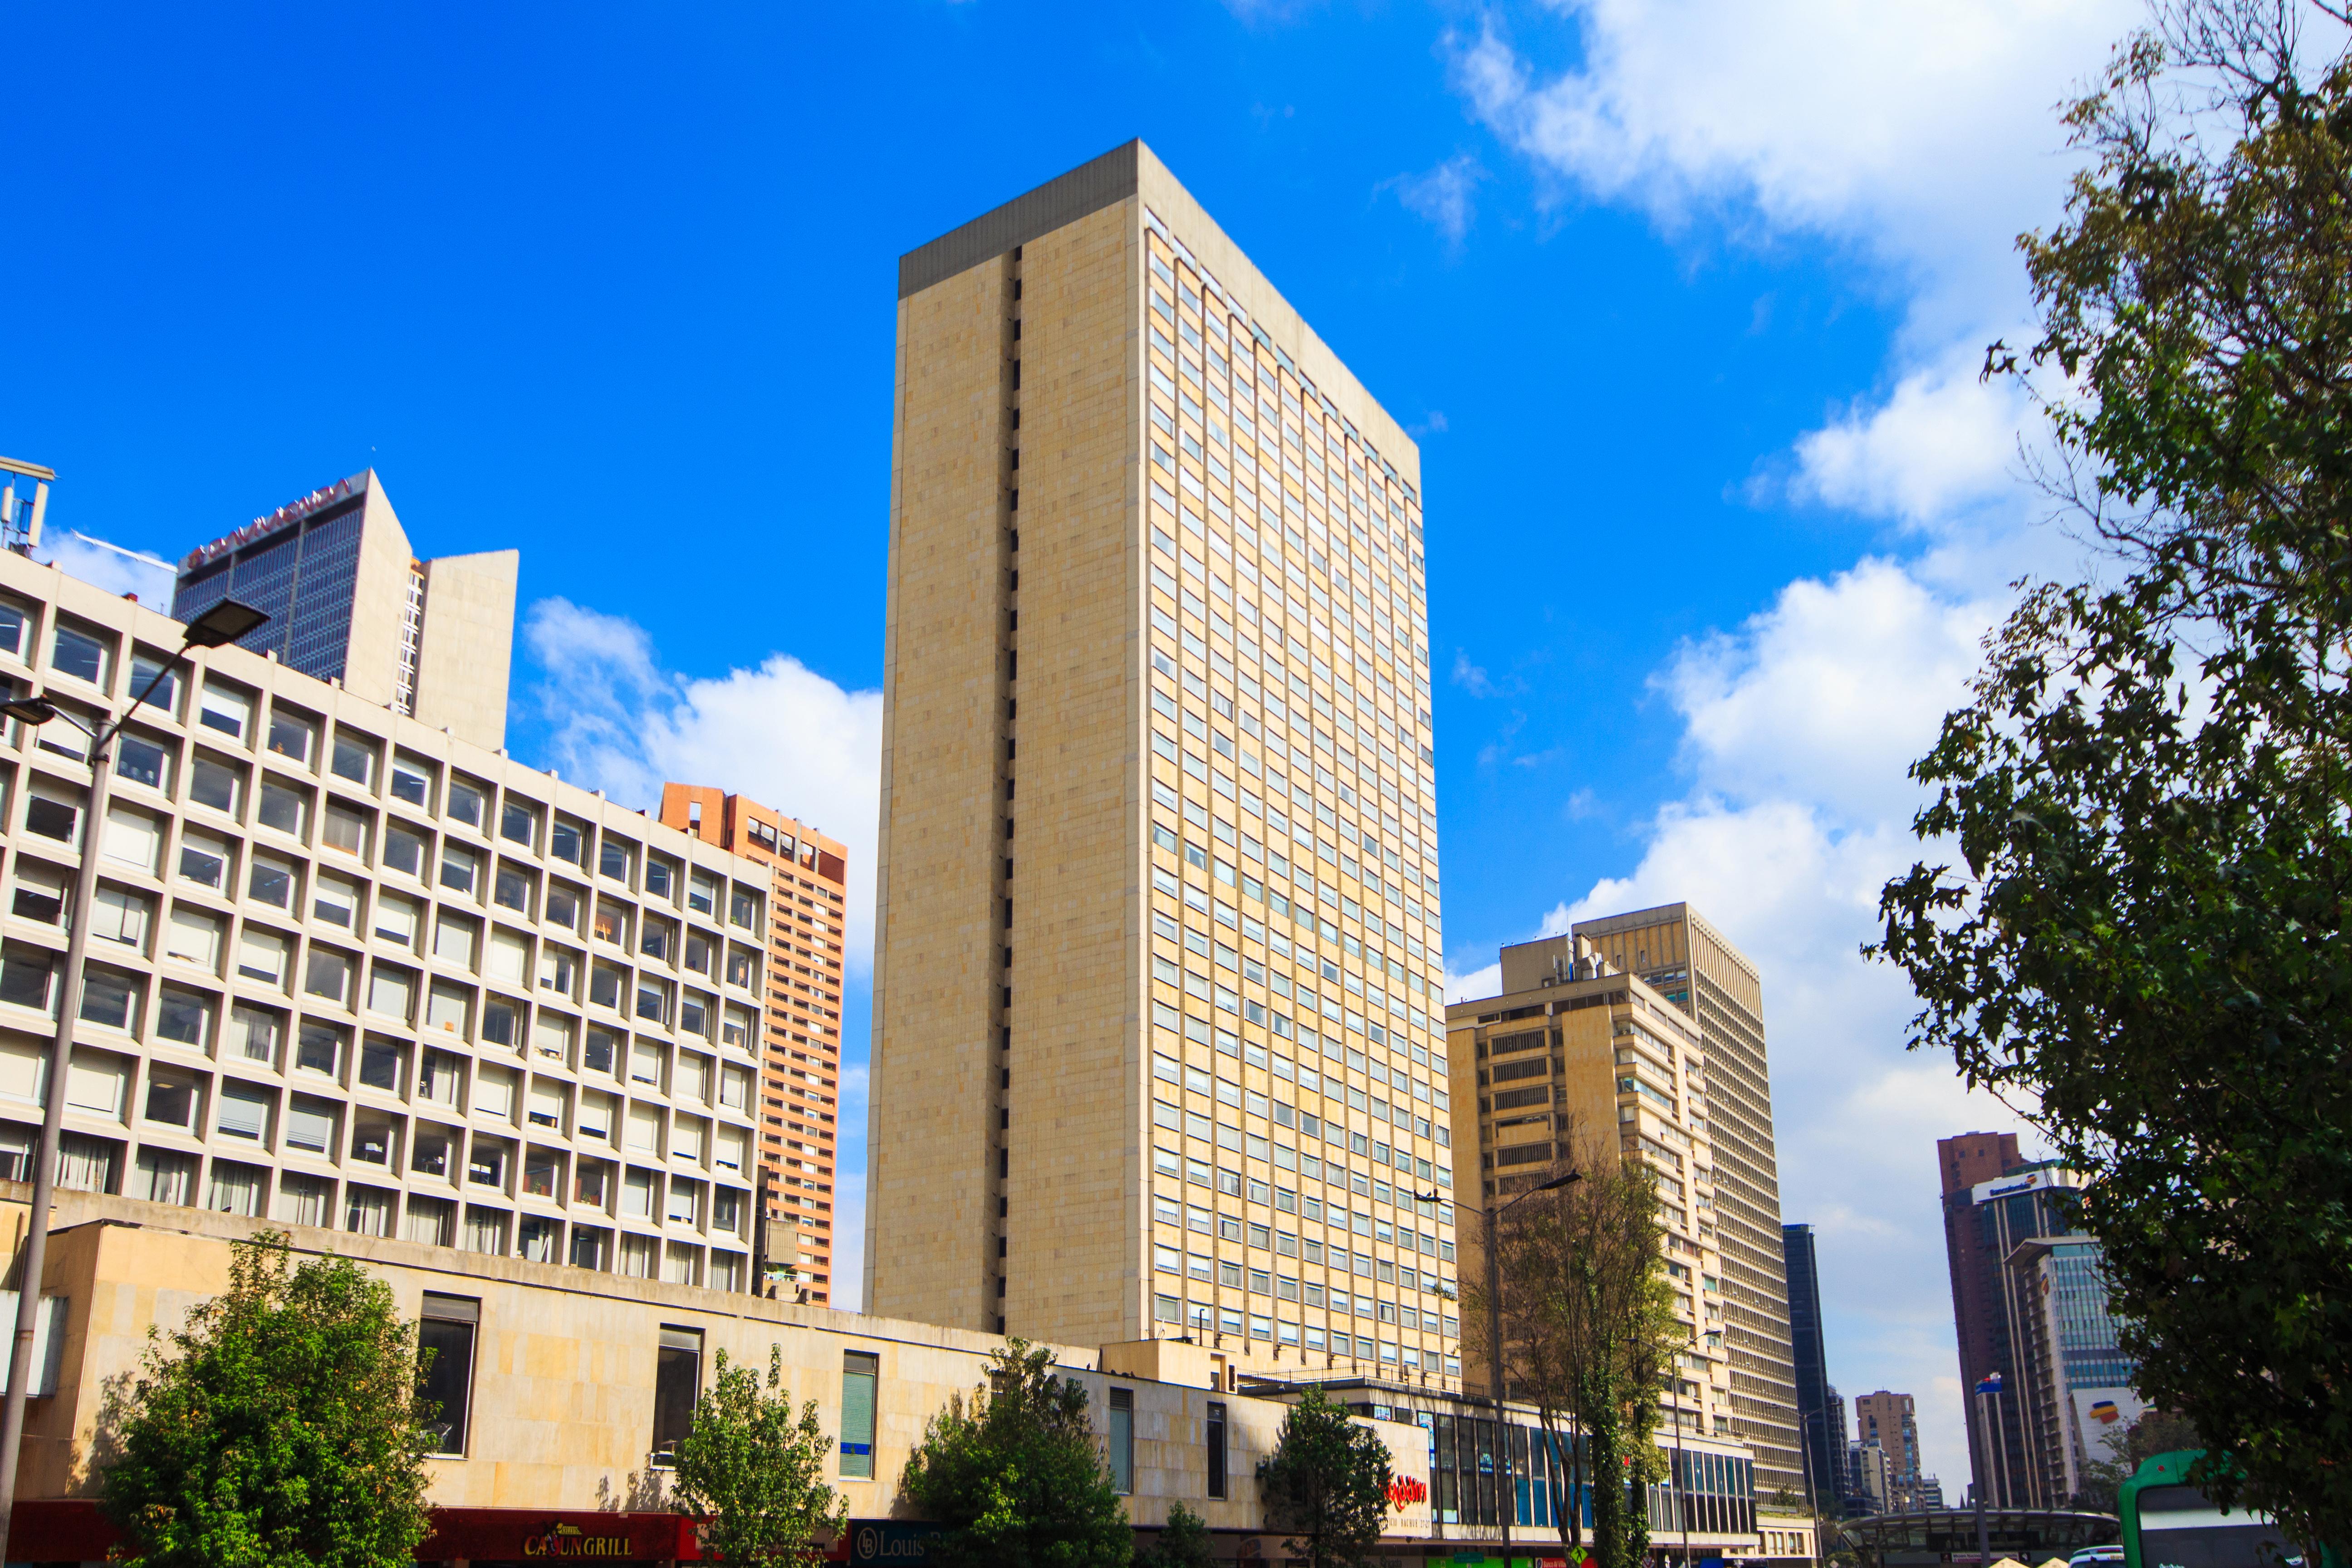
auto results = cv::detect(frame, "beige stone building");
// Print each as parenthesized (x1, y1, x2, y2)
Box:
(867, 142, 1456, 1385)
(1445, 940, 1733, 1441)
(171, 470, 517, 752)
(1554, 905, 1803, 1499)
(0, 1187, 1438, 1564)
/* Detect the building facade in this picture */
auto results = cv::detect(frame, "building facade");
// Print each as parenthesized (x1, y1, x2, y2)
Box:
(1444, 941, 1732, 1441)
(657, 785, 849, 1304)
(1782, 1222, 1840, 1513)
(170, 470, 517, 751)
(0, 553, 768, 1289)
(1937, 1128, 2025, 1503)
(2004, 1228, 2137, 1507)
(867, 142, 1456, 1384)
(1960, 1161, 2102, 1509)
(1, 1188, 1434, 1563)
(1852, 1392, 1924, 1509)
(1488, 908, 1802, 1496)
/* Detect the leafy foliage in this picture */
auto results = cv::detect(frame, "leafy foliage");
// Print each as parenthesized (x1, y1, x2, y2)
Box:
(1254, 1387, 1393, 1568)
(900, 1339, 1132, 1568)
(1872, 1, 2352, 1548)
(1459, 1134, 1678, 1568)
(96, 1232, 434, 1568)
(1133, 1501, 1215, 1568)
(668, 1344, 847, 1568)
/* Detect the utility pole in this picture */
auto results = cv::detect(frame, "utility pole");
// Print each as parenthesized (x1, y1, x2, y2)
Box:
(0, 597, 266, 1557)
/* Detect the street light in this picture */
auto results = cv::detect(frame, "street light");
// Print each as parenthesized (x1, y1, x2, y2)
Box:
(0, 599, 266, 1552)
(1424, 1166, 1579, 1568)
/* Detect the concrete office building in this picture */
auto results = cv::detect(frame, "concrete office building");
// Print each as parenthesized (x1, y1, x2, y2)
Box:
(0, 554, 771, 1291)
(1499, 906, 1803, 1498)
(1783, 1222, 1842, 1514)
(1992, 1194, 2137, 1508)
(867, 142, 1456, 1382)
(1444, 938, 1732, 1439)
(1852, 1392, 1924, 1509)
(171, 471, 517, 751)
(658, 785, 849, 1304)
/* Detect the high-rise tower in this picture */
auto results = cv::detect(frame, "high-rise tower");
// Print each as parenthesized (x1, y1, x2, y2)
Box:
(658, 786, 849, 1305)
(1552, 904, 1803, 1499)
(866, 142, 1452, 1381)
(172, 471, 517, 750)
(1783, 1222, 1840, 1513)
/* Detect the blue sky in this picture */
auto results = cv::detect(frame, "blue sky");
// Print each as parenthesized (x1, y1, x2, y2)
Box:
(5, 0, 2153, 1489)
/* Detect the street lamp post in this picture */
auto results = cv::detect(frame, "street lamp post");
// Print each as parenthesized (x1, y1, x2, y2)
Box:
(1451, 1167, 1579, 1568)
(0, 598, 266, 1555)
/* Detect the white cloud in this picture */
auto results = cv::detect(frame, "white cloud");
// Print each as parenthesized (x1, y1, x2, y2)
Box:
(1450, 561, 2031, 1489)
(519, 598, 885, 1310)
(1384, 154, 1489, 244)
(45, 532, 178, 608)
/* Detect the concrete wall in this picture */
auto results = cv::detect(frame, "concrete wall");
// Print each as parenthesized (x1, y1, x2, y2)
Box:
(412, 549, 519, 753)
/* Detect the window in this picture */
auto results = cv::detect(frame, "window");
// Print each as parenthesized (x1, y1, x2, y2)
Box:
(645, 858, 676, 900)
(527, 1077, 565, 1130)
(600, 837, 634, 884)
(322, 804, 369, 858)
(418, 1294, 479, 1455)
(368, 963, 417, 1021)
(574, 1159, 610, 1206)
(493, 863, 534, 917)
(840, 1351, 878, 1479)
(216, 1080, 271, 1142)
(235, 928, 288, 986)
(666, 1176, 700, 1224)
(412, 1127, 453, 1178)
(729, 887, 759, 929)
(207, 1158, 264, 1216)
(256, 780, 307, 837)
(102, 807, 161, 872)
(115, 731, 170, 791)
(1207, 1401, 1228, 1497)
(687, 872, 717, 915)
(199, 681, 252, 740)
(296, 1022, 345, 1077)
(390, 753, 434, 808)
(546, 883, 582, 932)
(12, 862, 64, 924)
(0, 959, 54, 1020)
(538, 945, 578, 996)
(383, 824, 427, 879)
(550, 819, 586, 867)
(143, 1069, 197, 1128)
(303, 946, 355, 1004)
(435, 913, 480, 967)
(330, 731, 377, 786)
(523, 1147, 561, 1199)
(440, 845, 480, 898)
(189, 753, 243, 814)
(426, 981, 471, 1038)
(79, 966, 139, 1030)
(91, 885, 153, 950)
(1107, 1387, 1134, 1494)
(265, 709, 317, 766)
(248, 853, 296, 910)
(652, 1327, 702, 1459)
(500, 798, 539, 848)
(128, 652, 180, 715)
(23, 791, 78, 845)
(155, 987, 211, 1046)
(447, 778, 487, 831)
(636, 977, 669, 1026)
(51, 622, 110, 686)
(285, 1096, 335, 1154)
(228, 1005, 282, 1064)
(178, 829, 229, 891)
(375, 894, 421, 948)
(313, 872, 358, 928)
(468, 1138, 508, 1187)
(359, 1038, 404, 1092)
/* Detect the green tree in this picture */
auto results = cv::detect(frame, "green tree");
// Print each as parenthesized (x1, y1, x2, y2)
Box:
(1460, 1135, 1678, 1568)
(1133, 1501, 1214, 1568)
(900, 1338, 1131, 1568)
(1254, 1386, 1393, 1568)
(668, 1345, 847, 1568)
(1871, 0, 2352, 1548)
(96, 1232, 434, 1568)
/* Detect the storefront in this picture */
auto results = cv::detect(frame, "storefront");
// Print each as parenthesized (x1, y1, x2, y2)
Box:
(4, 1502, 702, 1567)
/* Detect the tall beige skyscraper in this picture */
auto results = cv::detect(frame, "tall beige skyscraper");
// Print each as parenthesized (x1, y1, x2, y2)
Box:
(866, 142, 1457, 1384)
(1558, 904, 1804, 1499)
